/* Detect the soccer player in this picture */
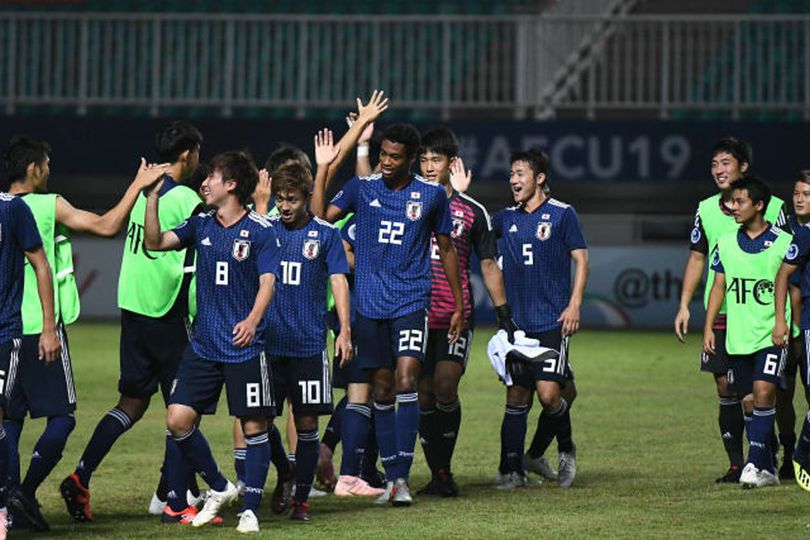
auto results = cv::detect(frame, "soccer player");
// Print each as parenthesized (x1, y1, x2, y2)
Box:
(491, 148, 588, 490)
(675, 137, 786, 483)
(59, 121, 204, 523)
(414, 127, 516, 497)
(145, 151, 279, 533)
(265, 162, 351, 521)
(312, 116, 464, 505)
(2, 135, 169, 529)
(703, 176, 790, 488)
(0, 190, 60, 539)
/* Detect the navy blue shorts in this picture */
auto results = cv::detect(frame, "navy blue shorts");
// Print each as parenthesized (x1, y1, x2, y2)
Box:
(509, 328, 572, 389)
(0, 338, 22, 412)
(169, 345, 275, 418)
(7, 323, 76, 419)
(354, 309, 428, 372)
(728, 346, 787, 396)
(272, 352, 333, 417)
(423, 328, 474, 374)
(119, 309, 190, 406)
(796, 330, 810, 389)
(700, 329, 732, 375)
(331, 322, 369, 388)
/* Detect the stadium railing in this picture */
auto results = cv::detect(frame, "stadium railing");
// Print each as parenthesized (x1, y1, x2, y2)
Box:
(1, 12, 809, 119)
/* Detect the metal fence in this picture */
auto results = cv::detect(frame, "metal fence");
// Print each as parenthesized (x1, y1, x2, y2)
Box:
(1, 12, 809, 119)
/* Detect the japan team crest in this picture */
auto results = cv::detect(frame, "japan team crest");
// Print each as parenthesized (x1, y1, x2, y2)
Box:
(407, 201, 423, 221)
(232, 239, 251, 261)
(451, 218, 465, 238)
(536, 222, 552, 241)
(303, 239, 320, 260)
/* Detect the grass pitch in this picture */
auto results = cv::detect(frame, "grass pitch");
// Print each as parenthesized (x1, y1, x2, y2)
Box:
(12, 323, 810, 538)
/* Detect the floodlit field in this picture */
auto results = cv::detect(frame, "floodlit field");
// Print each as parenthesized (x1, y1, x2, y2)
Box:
(14, 323, 810, 538)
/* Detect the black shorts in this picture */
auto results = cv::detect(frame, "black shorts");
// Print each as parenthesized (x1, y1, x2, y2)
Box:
(423, 328, 474, 374)
(728, 346, 787, 396)
(0, 338, 22, 412)
(331, 323, 370, 389)
(354, 309, 428, 372)
(701, 329, 732, 375)
(510, 328, 572, 389)
(119, 309, 190, 405)
(272, 352, 333, 417)
(785, 332, 802, 379)
(169, 345, 275, 418)
(797, 330, 810, 389)
(7, 323, 76, 419)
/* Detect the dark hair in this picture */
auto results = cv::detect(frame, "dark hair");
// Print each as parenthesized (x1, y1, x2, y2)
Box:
(155, 120, 203, 163)
(419, 127, 459, 158)
(271, 163, 312, 198)
(711, 137, 752, 168)
(264, 145, 312, 176)
(183, 163, 210, 194)
(732, 175, 771, 214)
(796, 170, 810, 186)
(209, 151, 258, 206)
(381, 123, 421, 158)
(3, 135, 51, 184)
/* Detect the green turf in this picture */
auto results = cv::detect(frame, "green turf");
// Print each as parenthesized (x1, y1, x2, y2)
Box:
(11, 323, 810, 538)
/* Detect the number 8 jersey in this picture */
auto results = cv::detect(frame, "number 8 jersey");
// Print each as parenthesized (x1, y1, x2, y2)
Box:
(493, 198, 587, 334)
(330, 173, 453, 319)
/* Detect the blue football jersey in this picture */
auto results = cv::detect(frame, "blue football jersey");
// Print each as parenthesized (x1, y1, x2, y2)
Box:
(493, 198, 587, 333)
(330, 173, 453, 319)
(266, 215, 349, 357)
(0, 194, 43, 344)
(173, 209, 281, 363)
(784, 224, 810, 328)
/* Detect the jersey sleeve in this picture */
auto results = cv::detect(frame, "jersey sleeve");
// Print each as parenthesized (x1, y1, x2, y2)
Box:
(330, 177, 360, 213)
(785, 226, 810, 267)
(709, 246, 724, 274)
(12, 198, 43, 252)
(431, 188, 453, 236)
(689, 210, 709, 254)
(773, 201, 789, 231)
(562, 206, 587, 251)
(324, 227, 350, 275)
(256, 225, 282, 278)
(171, 214, 199, 249)
(492, 210, 503, 238)
(340, 215, 356, 249)
(470, 203, 498, 260)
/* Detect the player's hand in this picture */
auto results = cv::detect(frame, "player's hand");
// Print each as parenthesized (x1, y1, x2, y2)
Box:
(335, 331, 352, 368)
(447, 310, 463, 344)
(135, 157, 171, 191)
(38, 328, 61, 364)
(772, 320, 789, 348)
(314, 128, 341, 166)
(232, 319, 257, 348)
(356, 89, 389, 124)
(674, 306, 690, 343)
(494, 304, 518, 343)
(253, 169, 272, 212)
(346, 112, 375, 145)
(702, 329, 715, 355)
(449, 157, 472, 194)
(558, 303, 580, 336)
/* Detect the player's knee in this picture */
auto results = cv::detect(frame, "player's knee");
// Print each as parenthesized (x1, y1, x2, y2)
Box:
(562, 381, 578, 405)
(741, 394, 755, 414)
(752, 388, 775, 409)
(347, 383, 371, 403)
(538, 387, 561, 410)
(434, 379, 459, 404)
(294, 415, 318, 432)
(715, 375, 731, 396)
(242, 416, 269, 436)
(117, 396, 149, 423)
(394, 374, 416, 394)
(166, 408, 194, 436)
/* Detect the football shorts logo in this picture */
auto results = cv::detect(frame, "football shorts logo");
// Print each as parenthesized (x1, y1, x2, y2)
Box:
(303, 239, 320, 260)
(690, 227, 701, 244)
(451, 218, 465, 238)
(232, 239, 251, 261)
(536, 221, 552, 241)
(787, 243, 799, 260)
(407, 201, 423, 221)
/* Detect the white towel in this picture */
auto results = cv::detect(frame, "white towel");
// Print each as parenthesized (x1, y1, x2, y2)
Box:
(487, 330, 551, 386)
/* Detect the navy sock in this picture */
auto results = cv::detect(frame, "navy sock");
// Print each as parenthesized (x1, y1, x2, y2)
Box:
(0, 425, 8, 507)
(361, 415, 380, 479)
(373, 401, 397, 481)
(395, 392, 419, 480)
(165, 433, 190, 512)
(795, 411, 810, 463)
(241, 431, 270, 514)
(172, 425, 227, 492)
(268, 424, 290, 477)
(293, 429, 319, 503)
(322, 396, 347, 452)
(419, 407, 437, 475)
(155, 468, 168, 501)
(3, 419, 23, 492)
(502, 404, 529, 474)
(434, 399, 461, 473)
(719, 397, 745, 467)
(746, 407, 776, 471)
(548, 399, 574, 454)
(340, 403, 371, 476)
(75, 407, 133, 488)
(234, 447, 246, 484)
(21, 415, 76, 499)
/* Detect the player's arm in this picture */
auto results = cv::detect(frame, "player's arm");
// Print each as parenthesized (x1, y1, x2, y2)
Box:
(25, 247, 60, 363)
(233, 273, 276, 348)
(342, 239, 355, 272)
(789, 284, 802, 328)
(702, 271, 726, 355)
(558, 248, 588, 336)
(311, 129, 348, 222)
(143, 180, 183, 251)
(253, 169, 272, 216)
(449, 157, 472, 194)
(675, 211, 709, 342)
(435, 233, 464, 344)
(55, 159, 170, 237)
(773, 262, 798, 347)
(346, 112, 375, 177)
(330, 273, 352, 366)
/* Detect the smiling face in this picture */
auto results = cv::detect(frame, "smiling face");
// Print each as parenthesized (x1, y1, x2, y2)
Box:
(419, 151, 452, 184)
(200, 168, 234, 207)
(379, 139, 412, 181)
(274, 187, 308, 227)
(509, 160, 544, 205)
(711, 151, 748, 191)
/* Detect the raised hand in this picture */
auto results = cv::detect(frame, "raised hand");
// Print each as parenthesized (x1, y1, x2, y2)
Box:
(347, 112, 375, 145)
(314, 128, 341, 166)
(134, 157, 171, 192)
(449, 157, 472, 193)
(253, 169, 272, 214)
(356, 89, 389, 124)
